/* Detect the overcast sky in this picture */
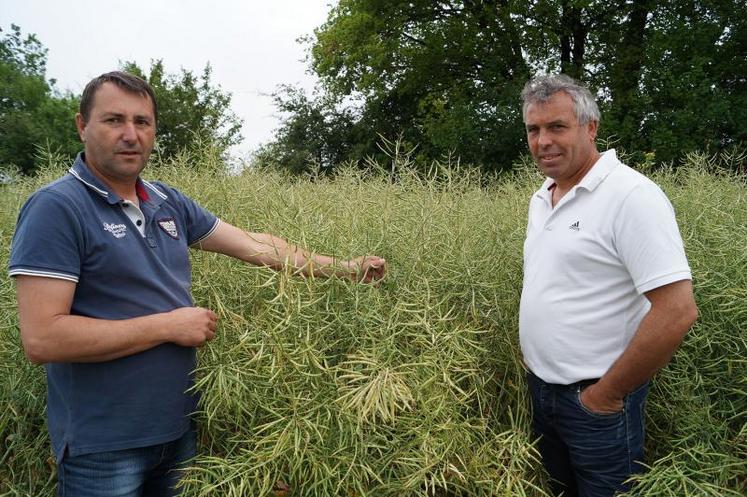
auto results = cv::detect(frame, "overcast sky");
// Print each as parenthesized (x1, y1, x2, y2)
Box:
(2, 0, 334, 158)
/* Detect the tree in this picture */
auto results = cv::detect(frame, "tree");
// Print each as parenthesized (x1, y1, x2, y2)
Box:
(0, 24, 80, 175)
(122, 60, 243, 160)
(2, 26, 245, 174)
(307, 0, 531, 172)
(265, 0, 746, 173)
(253, 85, 364, 174)
(585, 0, 747, 161)
(631, 0, 747, 160)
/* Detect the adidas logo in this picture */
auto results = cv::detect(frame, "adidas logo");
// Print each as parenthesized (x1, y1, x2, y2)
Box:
(569, 221, 580, 231)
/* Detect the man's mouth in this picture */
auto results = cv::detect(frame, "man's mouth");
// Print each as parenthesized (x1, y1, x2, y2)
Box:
(539, 153, 561, 161)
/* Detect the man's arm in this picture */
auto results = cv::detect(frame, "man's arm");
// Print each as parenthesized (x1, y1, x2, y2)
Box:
(16, 276, 218, 364)
(580, 279, 698, 413)
(195, 221, 386, 283)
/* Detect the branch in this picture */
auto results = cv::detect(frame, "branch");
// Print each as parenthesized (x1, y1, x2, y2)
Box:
(401, 31, 427, 46)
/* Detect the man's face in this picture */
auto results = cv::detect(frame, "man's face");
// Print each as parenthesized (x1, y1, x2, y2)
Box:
(524, 92, 598, 187)
(75, 82, 156, 185)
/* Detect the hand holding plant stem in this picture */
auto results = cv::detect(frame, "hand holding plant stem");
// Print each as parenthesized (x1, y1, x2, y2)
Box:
(346, 255, 386, 284)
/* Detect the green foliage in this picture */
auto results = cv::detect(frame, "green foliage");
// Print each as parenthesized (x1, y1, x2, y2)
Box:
(1, 147, 745, 496)
(122, 60, 243, 161)
(305, 0, 529, 173)
(0, 24, 245, 175)
(591, 0, 747, 164)
(252, 85, 363, 174)
(0, 25, 80, 175)
(265, 0, 746, 173)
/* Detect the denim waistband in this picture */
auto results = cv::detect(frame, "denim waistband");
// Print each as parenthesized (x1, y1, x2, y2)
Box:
(527, 369, 600, 390)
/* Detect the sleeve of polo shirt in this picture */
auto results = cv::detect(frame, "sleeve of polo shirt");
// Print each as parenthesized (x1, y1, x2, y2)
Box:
(613, 183, 692, 294)
(165, 187, 219, 246)
(8, 191, 84, 283)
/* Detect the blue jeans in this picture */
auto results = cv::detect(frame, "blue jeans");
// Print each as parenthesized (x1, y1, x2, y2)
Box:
(527, 370, 648, 497)
(57, 428, 196, 497)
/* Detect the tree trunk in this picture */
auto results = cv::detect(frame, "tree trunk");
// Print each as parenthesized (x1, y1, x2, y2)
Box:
(559, 0, 588, 79)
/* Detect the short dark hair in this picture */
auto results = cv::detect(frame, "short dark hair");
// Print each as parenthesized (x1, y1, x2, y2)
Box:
(79, 71, 158, 123)
(521, 74, 600, 125)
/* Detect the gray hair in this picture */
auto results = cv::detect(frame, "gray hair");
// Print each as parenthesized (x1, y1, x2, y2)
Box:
(521, 74, 600, 125)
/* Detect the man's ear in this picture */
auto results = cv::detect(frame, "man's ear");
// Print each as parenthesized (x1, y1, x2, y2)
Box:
(75, 113, 86, 143)
(587, 119, 599, 143)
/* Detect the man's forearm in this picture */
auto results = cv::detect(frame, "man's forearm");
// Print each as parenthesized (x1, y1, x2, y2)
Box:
(24, 313, 172, 364)
(16, 275, 219, 364)
(583, 280, 697, 411)
(198, 223, 368, 279)
(246, 233, 355, 277)
(595, 307, 691, 400)
(24, 306, 218, 364)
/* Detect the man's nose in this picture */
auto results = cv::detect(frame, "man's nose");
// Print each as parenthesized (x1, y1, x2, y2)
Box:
(537, 128, 552, 148)
(121, 121, 137, 142)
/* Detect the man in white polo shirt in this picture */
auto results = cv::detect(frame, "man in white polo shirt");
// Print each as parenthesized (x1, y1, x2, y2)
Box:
(518, 74, 698, 496)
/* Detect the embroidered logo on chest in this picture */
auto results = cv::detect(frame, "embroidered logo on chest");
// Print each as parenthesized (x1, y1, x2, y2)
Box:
(157, 218, 179, 239)
(103, 222, 127, 239)
(569, 220, 581, 231)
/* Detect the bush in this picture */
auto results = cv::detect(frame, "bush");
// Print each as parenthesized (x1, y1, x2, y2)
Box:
(0, 150, 744, 496)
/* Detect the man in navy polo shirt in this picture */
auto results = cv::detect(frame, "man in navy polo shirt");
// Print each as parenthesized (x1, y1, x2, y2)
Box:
(8, 71, 386, 497)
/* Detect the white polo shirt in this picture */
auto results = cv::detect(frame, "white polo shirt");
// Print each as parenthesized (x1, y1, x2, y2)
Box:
(519, 150, 691, 384)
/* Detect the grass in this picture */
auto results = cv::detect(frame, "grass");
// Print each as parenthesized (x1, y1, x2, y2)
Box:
(0, 147, 745, 496)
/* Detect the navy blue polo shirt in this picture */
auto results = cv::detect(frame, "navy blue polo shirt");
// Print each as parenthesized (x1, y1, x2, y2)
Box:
(9, 153, 219, 462)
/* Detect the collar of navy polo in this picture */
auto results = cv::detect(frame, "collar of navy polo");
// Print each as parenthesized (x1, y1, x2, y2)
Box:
(68, 152, 168, 207)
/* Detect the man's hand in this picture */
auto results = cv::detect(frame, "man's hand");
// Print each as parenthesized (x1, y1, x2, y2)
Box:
(350, 256, 387, 283)
(579, 383, 624, 414)
(164, 307, 219, 347)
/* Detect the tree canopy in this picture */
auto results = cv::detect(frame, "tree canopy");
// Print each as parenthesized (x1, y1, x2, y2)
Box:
(0, 24, 79, 175)
(0, 24, 244, 174)
(123, 60, 243, 160)
(260, 0, 746, 173)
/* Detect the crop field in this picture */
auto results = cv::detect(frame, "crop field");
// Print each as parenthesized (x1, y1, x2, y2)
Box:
(0, 149, 745, 496)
